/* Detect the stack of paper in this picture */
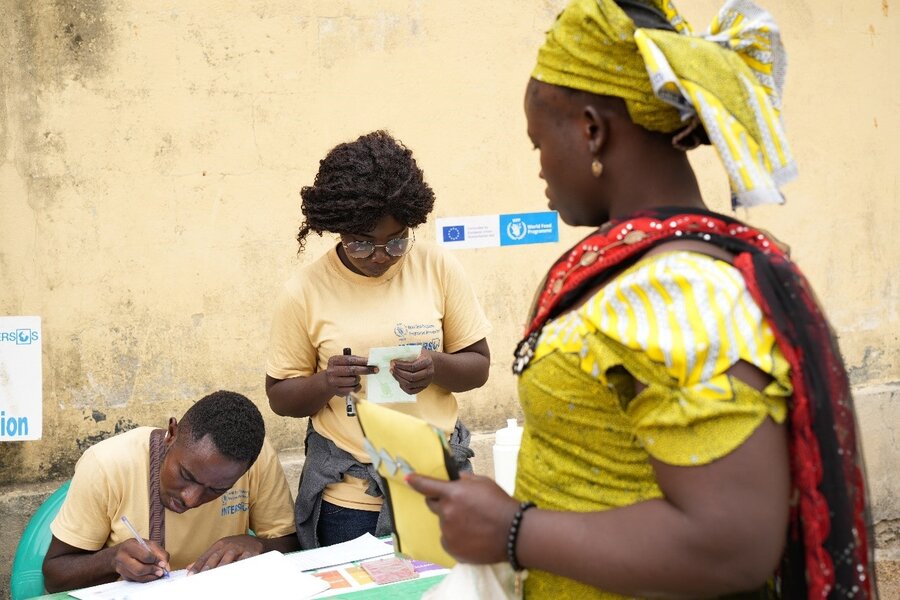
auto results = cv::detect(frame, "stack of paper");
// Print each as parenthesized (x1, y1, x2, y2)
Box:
(286, 533, 394, 572)
(70, 551, 329, 600)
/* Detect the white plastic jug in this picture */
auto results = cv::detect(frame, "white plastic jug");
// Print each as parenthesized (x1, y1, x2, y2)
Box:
(492, 419, 523, 495)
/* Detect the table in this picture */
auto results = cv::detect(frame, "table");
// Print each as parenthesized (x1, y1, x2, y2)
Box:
(31, 541, 448, 599)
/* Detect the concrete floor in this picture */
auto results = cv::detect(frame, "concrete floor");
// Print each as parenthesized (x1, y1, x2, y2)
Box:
(2, 432, 897, 599)
(878, 555, 900, 599)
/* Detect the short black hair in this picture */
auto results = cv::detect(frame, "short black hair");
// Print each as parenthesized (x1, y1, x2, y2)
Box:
(296, 130, 435, 251)
(180, 390, 265, 465)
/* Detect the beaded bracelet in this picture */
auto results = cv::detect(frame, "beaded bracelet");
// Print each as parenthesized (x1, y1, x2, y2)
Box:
(507, 501, 536, 572)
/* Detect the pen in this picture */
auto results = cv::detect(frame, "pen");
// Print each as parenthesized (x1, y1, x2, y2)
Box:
(343, 347, 356, 417)
(120, 515, 170, 578)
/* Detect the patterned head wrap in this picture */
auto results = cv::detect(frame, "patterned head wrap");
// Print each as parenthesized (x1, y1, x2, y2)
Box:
(533, 0, 796, 208)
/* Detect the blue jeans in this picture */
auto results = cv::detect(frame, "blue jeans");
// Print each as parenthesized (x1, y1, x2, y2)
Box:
(316, 501, 380, 547)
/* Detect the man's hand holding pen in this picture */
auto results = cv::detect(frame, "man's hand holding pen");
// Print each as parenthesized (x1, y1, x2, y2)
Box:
(113, 537, 171, 583)
(115, 515, 170, 582)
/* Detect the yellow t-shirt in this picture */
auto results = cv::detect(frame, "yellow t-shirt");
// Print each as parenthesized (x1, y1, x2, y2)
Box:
(266, 241, 491, 509)
(50, 427, 296, 571)
(517, 252, 792, 599)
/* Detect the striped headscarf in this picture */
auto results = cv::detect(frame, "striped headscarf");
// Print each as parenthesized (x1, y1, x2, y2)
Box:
(533, 0, 796, 208)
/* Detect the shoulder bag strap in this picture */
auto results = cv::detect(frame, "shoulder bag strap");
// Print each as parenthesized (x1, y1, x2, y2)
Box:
(148, 428, 167, 547)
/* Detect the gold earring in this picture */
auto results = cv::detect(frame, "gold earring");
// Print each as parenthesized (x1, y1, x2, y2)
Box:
(591, 158, 603, 178)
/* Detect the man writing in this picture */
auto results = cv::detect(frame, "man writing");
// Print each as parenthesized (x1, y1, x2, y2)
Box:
(43, 390, 299, 592)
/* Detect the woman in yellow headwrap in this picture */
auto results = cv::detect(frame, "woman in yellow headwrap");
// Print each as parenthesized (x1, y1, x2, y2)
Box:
(409, 1, 876, 599)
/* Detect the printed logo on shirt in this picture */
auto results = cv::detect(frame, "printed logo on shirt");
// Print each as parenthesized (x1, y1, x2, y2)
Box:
(393, 322, 442, 351)
(220, 488, 249, 517)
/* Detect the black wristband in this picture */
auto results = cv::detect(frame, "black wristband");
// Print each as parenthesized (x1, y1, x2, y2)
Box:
(507, 501, 536, 572)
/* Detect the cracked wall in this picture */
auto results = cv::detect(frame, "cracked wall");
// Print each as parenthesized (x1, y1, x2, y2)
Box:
(0, 0, 897, 542)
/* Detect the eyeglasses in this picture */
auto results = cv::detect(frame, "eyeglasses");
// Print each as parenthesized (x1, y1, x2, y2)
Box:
(341, 230, 415, 259)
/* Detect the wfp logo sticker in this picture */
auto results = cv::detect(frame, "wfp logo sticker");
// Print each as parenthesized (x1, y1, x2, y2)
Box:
(499, 211, 559, 246)
(505, 219, 527, 241)
(442, 225, 465, 242)
(0, 329, 39, 345)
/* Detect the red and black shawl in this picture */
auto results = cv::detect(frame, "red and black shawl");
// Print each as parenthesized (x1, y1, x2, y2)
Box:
(513, 207, 876, 599)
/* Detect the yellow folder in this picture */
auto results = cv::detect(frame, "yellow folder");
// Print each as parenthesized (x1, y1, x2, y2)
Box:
(355, 399, 458, 568)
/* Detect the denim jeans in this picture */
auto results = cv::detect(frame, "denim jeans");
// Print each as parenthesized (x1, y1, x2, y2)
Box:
(316, 500, 380, 547)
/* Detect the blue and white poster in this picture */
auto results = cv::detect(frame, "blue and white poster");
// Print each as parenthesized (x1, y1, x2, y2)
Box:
(436, 211, 559, 249)
(0, 316, 42, 441)
(499, 212, 559, 246)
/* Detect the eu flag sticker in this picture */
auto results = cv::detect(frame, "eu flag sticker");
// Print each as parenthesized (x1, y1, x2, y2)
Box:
(442, 225, 466, 242)
(499, 211, 559, 246)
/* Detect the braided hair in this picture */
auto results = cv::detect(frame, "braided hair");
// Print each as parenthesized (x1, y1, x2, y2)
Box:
(297, 130, 435, 251)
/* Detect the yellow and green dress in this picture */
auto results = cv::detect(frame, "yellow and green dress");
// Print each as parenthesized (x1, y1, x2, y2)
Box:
(515, 251, 792, 599)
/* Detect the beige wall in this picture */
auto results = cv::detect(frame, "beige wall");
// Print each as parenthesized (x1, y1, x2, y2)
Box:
(1, 0, 897, 541)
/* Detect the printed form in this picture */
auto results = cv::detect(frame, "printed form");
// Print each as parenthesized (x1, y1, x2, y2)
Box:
(365, 345, 423, 404)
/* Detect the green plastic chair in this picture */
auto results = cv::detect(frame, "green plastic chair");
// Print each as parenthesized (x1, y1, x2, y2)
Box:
(10, 480, 70, 600)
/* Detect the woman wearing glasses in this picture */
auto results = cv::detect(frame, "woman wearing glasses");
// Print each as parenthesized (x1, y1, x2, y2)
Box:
(266, 130, 492, 548)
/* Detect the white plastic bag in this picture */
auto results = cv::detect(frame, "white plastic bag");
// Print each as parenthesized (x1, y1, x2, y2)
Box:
(423, 562, 526, 600)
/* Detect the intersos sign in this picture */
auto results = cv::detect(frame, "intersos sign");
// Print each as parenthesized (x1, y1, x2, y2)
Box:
(0, 316, 42, 441)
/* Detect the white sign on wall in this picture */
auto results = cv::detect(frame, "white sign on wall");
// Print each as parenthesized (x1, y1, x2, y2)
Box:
(436, 211, 559, 249)
(0, 316, 42, 441)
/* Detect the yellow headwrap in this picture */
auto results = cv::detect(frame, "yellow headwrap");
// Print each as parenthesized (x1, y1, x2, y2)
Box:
(533, 0, 796, 207)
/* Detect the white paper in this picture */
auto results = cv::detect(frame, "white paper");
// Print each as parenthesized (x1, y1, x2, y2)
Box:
(70, 551, 329, 600)
(68, 569, 189, 599)
(436, 215, 501, 249)
(286, 533, 393, 572)
(365, 345, 423, 404)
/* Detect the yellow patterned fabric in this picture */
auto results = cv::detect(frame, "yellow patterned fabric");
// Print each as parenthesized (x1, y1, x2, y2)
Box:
(532, 0, 796, 207)
(515, 251, 791, 599)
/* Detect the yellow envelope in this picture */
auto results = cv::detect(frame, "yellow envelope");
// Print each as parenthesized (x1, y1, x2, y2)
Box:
(355, 399, 457, 568)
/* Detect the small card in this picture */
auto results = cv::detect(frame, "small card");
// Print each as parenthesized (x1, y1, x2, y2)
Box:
(365, 344, 423, 404)
(360, 556, 418, 585)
